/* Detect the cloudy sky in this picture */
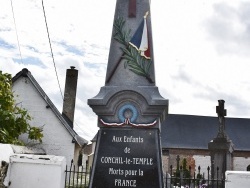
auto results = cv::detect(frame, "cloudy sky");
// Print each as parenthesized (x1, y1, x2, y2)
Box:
(1, 0, 250, 141)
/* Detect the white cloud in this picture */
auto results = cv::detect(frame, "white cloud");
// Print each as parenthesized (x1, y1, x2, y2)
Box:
(1, 0, 250, 141)
(205, 2, 250, 56)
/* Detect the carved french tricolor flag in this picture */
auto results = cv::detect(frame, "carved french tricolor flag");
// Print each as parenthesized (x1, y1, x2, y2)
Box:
(129, 11, 151, 59)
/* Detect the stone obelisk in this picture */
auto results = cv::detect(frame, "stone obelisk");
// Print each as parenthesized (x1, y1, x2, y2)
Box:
(88, 1, 168, 187)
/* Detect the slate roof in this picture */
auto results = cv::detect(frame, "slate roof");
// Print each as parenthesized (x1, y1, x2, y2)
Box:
(12, 68, 88, 146)
(161, 114, 250, 151)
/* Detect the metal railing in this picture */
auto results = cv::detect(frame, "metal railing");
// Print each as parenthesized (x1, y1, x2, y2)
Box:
(65, 157, 225, 188)
(166, 164, 225, 188)
(65, 160, 91, 188)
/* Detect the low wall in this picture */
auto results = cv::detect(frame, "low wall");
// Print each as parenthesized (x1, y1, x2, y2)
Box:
(225, 171, 250, 188)
(4, 154, 66, 188)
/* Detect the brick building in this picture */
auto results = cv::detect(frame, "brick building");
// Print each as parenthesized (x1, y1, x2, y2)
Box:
(161, 114, 250, 175)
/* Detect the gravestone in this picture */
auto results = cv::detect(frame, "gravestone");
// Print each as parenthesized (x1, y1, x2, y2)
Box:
(208, 100, 234, 180)
(88, 0, 168, 187)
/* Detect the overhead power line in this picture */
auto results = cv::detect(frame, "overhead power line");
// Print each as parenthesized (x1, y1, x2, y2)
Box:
(10, 0, 23, 63)
(41, 0, 64, 100)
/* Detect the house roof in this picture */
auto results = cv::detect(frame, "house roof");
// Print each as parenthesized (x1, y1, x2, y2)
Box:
(12, 68, 88, 146)
(161, 114, 250, 151)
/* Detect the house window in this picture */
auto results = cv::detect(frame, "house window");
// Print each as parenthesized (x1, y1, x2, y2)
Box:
(247, 165, 250, 171)
(162, 149, 169, 156)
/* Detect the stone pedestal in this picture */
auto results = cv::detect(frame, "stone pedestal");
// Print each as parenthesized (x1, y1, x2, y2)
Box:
(208, 137, 234, 180)
(91, 128, 163, 188)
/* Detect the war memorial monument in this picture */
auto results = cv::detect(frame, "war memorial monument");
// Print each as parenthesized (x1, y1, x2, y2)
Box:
(88, 0, 168, 187)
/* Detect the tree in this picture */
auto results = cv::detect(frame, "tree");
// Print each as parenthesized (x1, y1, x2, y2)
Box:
(0, 70, 43, 145)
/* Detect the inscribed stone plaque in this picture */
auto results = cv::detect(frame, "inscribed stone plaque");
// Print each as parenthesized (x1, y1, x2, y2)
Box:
(90, 128, 163, 188)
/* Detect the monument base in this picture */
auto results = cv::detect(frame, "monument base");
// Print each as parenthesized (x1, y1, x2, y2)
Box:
(208, 137, 234, 180)
(89, 127, 164, 188)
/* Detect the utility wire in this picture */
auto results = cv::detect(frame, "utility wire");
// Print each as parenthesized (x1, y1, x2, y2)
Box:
(74, 121, 86, 133)
(10, 0, 23, 63)
(41, 0, 64, 100)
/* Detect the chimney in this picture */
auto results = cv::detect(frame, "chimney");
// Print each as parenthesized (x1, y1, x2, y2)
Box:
(62, 66, 78, 128)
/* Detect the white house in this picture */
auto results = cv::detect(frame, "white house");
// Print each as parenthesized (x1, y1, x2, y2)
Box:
(12, 68, 88, 166)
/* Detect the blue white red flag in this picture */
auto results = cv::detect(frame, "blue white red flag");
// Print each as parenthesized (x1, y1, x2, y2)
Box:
(129, 11, 150, 59)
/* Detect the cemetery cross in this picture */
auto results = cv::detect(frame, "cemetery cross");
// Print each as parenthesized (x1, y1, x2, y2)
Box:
(216, 100, 227, 138)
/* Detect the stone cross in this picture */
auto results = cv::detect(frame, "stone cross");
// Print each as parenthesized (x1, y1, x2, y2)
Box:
(129, 0, 136, 17)
(216, 100, 227, 138)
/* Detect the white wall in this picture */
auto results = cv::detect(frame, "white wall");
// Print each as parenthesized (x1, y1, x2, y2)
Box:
(0, 144, 13, 166)
(233, 157, 250, 171)
(193, 155, 211, 178)
(225, 171, 250, 188)
(5, 154, 65, 188)
(13, 77, 75, 166)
